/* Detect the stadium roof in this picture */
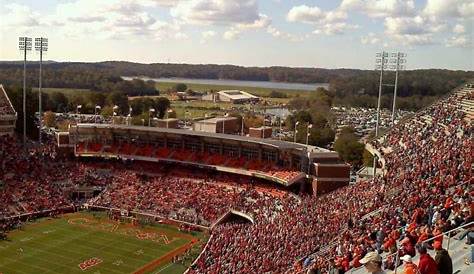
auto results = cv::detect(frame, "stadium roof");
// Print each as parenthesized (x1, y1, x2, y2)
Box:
(218, 90, 259, 100)
(73, 123, 328, 152)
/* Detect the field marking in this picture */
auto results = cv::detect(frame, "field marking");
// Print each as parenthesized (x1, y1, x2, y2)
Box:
(2, 213, 200, 274)
(17, 221, 176, 259)
(0, 255, 55, 274)
(132, 238, 200, 274)
(155, 263, 173, 273)
(6, 224, 181, 273)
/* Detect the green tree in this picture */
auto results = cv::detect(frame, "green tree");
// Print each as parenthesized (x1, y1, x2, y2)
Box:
(43, 111, 56, 128)
(173, 83, 188, 93)
(88, 92, 106, 109)
(363, 149, 374, 167)
(106, 91, 128, 113)
(100, 106, 113, 118)
(268, 90, 287, 98)
(334, 127, 365, 167)
(5, 85, 39, 139)
(49, 92, 69, 112)
(153, 97, 171, 119)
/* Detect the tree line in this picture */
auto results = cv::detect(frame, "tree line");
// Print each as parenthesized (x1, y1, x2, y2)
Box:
(0, 63, 158, 97)
(329, 69, 473, 110)
(4, 85, 170, 138)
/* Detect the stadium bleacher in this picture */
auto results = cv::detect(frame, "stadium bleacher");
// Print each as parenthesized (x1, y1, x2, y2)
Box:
(1, 85, 472, 274)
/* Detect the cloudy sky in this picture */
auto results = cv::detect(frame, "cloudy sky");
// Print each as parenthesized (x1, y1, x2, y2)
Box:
(0, 0, 472, 70)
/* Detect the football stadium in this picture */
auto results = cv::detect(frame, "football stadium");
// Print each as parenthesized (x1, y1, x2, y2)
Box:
(1, 80, 473, 274)
(1, 2, 474, 272)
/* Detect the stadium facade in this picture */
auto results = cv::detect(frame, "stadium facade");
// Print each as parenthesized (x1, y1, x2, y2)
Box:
(58, 123, 350, 195)
(0, 84, 17, 136)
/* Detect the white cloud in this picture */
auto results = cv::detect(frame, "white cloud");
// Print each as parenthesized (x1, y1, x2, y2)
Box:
(287, 5, 346, 24)
(266, 26, 308, 42)
(2, 3, 41, 29)
(453, 24, 466, 34)
(171, 0, 260, 25)
(361, 33, 381, 45)
(236, 14, 271, 30)
(200, 30, 217, 43)
(423, 0, 474, 19)
(446, 35, 472, 48)
(340, 0, 415, 18)
(202, 30, 217, 39)
(383, 16, 446, 45)
(45, 0, 184, 40)
(313, 23, 359, 36)
(174, 32, 189, 40)
(287, 5, 323, 23)
(223, 29, 241, 40)
(286, 4, 356, 35)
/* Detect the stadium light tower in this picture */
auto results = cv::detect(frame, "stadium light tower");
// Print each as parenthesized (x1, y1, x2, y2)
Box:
(294, 121, 300, 143)
(373, 51, 388, 176)
(373, 51, 406, 176)
(306, 124, 312, 145)
(19, 37, 32, 145)
(389, 52, 406, 125)
(35, 37, 48, 144)
(222, 112, 229, 134)
(95, 105, 101, 123)
(112, 105, 119, 124)
(149, 108, 155, 127)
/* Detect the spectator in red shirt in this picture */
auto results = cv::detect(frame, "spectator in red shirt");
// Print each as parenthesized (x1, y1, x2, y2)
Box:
(417, 244, 439, 274)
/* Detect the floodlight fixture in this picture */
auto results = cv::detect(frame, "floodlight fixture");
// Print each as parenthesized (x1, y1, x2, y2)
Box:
(19, 37, 32, 145)
(34, 37, 48, 143)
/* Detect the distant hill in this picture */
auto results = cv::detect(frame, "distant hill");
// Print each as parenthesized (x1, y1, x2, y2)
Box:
(0, 61, 472, 111)
(0, 60, 370, 83)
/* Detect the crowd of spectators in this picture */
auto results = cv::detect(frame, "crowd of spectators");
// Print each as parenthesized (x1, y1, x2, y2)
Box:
(187, 89, 472, 273)
(90, 168, 285, 226)
(0, 87, 472, 274)
(76, 141, 304, 183)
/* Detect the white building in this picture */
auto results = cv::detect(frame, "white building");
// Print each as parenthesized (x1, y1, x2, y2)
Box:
(202, 90, 260, 104)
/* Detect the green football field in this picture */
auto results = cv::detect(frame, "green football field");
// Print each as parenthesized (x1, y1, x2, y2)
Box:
(0, 212, 203, 274)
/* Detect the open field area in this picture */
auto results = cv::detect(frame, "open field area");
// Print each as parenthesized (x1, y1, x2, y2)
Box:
(154, 81, 313, 99)
(0, 212, 203, 274)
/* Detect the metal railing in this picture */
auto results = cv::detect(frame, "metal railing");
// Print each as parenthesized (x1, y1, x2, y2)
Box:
(350, 221, 473, 274)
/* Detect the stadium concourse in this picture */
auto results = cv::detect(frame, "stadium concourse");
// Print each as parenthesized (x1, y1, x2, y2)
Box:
(0, 85, 473, 274)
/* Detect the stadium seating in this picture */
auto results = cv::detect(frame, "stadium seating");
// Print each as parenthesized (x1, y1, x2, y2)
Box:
(1, 86, 472, 274)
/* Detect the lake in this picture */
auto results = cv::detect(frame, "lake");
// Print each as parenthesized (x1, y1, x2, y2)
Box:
(122, 76, 329, 91)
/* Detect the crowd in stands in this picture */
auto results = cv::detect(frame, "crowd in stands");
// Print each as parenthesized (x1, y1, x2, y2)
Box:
(76, 141, 304, 183)
(90, 165, 287, 227)
(187, 88, 472, 273)
(0, 87, 472, 274)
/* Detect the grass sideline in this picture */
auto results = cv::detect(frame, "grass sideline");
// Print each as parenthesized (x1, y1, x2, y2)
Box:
(0, 212, 204, 274)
